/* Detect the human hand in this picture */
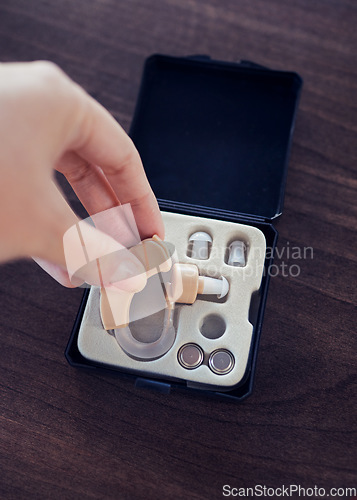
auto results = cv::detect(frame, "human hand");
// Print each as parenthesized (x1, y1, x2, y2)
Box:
(0, 61, 164, 288)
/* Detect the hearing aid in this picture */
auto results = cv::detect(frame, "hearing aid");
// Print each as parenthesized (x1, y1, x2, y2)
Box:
(167, 263, 229, 303)
(100, 236, 229, 361)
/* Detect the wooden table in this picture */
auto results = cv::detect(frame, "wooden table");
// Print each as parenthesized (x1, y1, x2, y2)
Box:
(0, 1, 356, 498)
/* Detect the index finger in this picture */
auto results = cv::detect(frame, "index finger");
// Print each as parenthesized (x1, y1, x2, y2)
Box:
(69, 84, 164, 240)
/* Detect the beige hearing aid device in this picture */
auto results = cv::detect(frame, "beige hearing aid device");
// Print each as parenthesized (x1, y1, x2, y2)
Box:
(99, 236, 229, 361)
(100, 235, 172, 330)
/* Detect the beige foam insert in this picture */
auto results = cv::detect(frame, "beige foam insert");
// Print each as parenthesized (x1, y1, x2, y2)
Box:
(77, 212, 266, 389)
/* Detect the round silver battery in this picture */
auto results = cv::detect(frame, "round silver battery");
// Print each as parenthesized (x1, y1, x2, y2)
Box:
(178, 343, 204, 370)
(208, 349, 235, 375)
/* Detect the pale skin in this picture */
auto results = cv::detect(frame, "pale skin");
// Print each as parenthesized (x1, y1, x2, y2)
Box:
(0, 61, 164, 287)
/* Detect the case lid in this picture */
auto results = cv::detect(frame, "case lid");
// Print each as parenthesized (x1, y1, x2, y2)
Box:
(130, 55, 302, 222)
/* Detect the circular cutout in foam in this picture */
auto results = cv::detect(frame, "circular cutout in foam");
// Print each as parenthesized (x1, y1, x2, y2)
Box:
(199, 314, 226, 339)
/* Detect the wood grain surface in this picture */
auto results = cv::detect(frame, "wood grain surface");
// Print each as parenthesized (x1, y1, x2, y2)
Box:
(0, 1, 356, 499)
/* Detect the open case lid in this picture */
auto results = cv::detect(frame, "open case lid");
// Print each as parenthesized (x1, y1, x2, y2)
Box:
(130, 54, 302, 222)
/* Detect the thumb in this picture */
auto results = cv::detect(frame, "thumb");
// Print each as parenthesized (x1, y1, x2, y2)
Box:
(33, 181, 147, 291)
(63, 221, 147, 291)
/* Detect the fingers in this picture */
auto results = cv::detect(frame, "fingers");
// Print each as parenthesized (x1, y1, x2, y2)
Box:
(66, 86, 164, 240)
(57, 153, 144, 248)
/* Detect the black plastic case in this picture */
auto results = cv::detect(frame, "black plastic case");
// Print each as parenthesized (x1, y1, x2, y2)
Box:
(65, 54, 302, 401)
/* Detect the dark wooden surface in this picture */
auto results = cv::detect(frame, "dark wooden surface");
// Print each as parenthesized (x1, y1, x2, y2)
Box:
(0, 1, 356, 499)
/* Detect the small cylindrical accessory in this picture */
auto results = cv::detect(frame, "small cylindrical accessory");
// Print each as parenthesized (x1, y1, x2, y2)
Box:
(168, 263, 229, 304)
(178, 343, 204, 369)
(208, 349, 235, 375)
(198, 275, 229, 299)
(228, 241, 246, 267)
(188, 231, 212, 260)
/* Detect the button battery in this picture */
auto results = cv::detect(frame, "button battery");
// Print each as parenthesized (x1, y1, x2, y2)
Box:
(178, 343, 204, 370)
(208, 349, 235, 375)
